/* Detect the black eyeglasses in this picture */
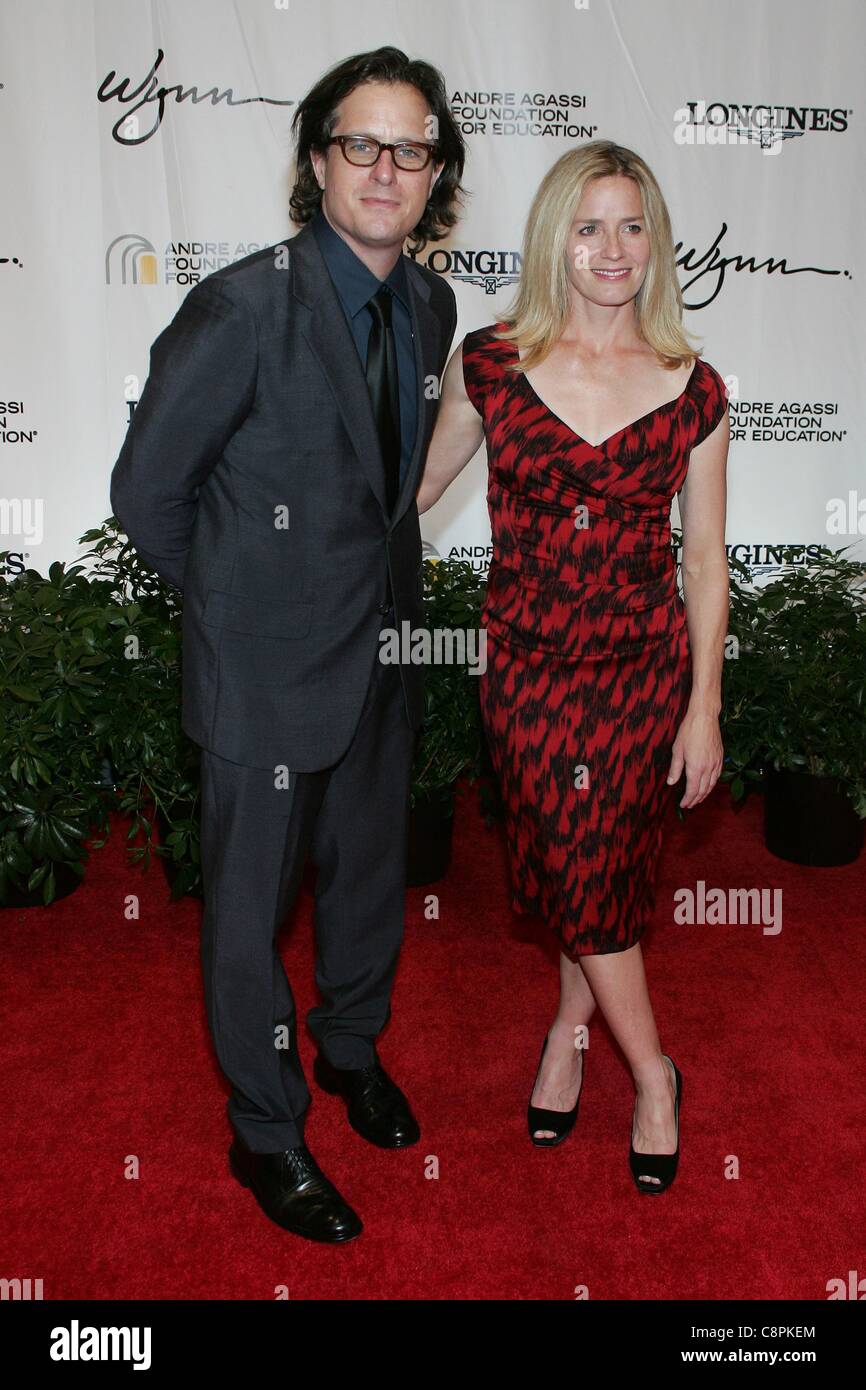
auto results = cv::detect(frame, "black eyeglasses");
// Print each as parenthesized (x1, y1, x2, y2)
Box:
(326, 135, 438, 171)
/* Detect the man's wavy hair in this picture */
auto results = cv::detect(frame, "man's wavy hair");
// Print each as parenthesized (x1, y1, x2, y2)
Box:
(289, 46, 466, 254)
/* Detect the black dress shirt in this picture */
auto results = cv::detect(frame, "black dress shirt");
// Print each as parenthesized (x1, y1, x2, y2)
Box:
(311, 206, 418, 490)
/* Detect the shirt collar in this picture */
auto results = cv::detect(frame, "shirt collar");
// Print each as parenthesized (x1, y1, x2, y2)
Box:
(311, 206, 410, 317)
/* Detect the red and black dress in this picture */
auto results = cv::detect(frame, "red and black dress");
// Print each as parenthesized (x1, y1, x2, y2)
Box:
(462, 323, 729, 959)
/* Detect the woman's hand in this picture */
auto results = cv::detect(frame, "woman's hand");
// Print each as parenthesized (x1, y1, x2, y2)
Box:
(667, 706, 724, 808)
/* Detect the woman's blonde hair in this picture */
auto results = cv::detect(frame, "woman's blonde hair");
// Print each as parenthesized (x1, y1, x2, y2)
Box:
(496, 139, 700, 373)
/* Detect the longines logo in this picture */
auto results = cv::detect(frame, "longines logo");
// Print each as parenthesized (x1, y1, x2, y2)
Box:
(678, 100, 850, 151)
(450, 90, 593, 139)
(105, 236, 267, 285)
(421, 247, 521, 295)
(97, 48, 294, 145)
(717, 542, 828, 572)
(0, 551, 26, 576)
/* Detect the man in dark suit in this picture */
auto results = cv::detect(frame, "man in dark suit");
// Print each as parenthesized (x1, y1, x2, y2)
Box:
(110, 47, 464, 1243)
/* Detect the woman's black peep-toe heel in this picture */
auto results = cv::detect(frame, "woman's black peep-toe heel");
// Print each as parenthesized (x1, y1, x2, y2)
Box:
(527, 1031, 585, 1147)
(629, 1054, 682, 1193)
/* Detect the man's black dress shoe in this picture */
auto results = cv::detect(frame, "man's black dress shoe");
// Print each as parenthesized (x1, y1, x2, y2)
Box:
(313, 1051, 420, 1148)
(228, 1138, 362, 1243)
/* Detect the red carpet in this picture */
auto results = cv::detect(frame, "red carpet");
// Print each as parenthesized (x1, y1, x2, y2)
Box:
(3, 780, 864, 1300)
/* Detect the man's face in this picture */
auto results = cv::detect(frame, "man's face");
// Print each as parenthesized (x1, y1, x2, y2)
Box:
(310, 80, 444, 255)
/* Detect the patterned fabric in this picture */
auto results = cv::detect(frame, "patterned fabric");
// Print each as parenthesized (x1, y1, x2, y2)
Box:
(463, 322, 729, 958)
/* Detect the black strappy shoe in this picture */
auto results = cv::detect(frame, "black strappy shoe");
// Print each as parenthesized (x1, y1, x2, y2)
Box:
(527, 1031, 585, 1147)
(629, 1054, 682, 1193)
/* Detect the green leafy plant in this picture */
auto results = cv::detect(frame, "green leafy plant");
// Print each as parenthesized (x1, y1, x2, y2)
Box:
(8, 517, 861, 906)
(410, 556, 486, 810)
(18, 526, 488, 899)
(0, 556, 118, 903)
(0, 519, 203, 905)
(77, 520, 202, 899)
(720, 543, 866, 817)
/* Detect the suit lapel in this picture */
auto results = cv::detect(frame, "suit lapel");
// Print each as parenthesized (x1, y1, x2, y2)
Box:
(289, 220, 442, 524)
(393, 266, 441, 522)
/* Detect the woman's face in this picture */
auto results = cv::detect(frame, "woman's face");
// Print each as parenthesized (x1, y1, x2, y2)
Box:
(565, 174, 651, 308)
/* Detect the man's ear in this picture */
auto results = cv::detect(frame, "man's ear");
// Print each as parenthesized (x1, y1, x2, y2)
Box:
(310, 147, 326, 190)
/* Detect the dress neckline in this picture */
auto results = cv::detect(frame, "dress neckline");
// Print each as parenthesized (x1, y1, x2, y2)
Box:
(510, 336, 700, 452)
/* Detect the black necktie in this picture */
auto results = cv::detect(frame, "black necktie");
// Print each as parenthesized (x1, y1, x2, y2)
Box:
(365, 287, 402, 515)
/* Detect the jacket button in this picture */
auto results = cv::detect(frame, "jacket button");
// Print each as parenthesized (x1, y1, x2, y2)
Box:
(377, 601, 391, 614)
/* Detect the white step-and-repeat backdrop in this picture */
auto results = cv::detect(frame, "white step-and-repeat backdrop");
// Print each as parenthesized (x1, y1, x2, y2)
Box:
(2, 0, 864, 577)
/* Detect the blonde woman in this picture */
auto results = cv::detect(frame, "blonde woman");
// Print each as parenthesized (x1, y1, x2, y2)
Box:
(417, 141, 730, 1192)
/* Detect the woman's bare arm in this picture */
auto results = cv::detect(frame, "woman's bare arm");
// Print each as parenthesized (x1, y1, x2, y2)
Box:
(416, 338, 485, 514)
(678, 409, 731, 716)
(669, 408, 730, 807)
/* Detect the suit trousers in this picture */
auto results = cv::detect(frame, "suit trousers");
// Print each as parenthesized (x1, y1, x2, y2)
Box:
(198, 617, 415, 1153)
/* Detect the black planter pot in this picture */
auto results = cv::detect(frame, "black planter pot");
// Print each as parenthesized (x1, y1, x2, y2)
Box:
(406, 789, 456, 887)
(1, 861, 82, 908)
(764, 767, 864, 866)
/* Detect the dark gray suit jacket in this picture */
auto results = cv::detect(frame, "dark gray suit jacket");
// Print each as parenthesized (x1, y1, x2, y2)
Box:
(110, 219, 457, 772)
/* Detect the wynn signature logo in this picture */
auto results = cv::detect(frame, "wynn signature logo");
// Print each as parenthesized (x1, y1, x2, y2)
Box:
(676, 224, 841, 309)
(97, 49, 294, 145)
